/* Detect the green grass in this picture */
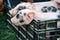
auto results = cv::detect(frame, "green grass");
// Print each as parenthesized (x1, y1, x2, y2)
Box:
(0, 14, 17, 40)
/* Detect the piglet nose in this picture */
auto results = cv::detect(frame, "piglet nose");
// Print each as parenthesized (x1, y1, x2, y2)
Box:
(20, 20, 24, 23)
(11, 18, 17, 24)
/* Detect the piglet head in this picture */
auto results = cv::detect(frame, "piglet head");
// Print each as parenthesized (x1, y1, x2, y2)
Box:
(11, 9, 35, 26)
(9, 2, 35, 16)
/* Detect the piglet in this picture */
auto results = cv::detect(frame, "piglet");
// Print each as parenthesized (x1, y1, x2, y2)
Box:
(11, 9, 60, 26)
(11, 9, 35, 26)
(9, 2, 35, 16)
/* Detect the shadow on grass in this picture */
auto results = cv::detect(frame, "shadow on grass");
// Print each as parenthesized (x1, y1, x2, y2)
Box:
(0, 14, 17, 40)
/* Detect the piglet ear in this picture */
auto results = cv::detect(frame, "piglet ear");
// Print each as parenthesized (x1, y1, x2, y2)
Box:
(27, 12, 35, 19)
(25, 12, 35, 24)
(9, 8, 17, 16)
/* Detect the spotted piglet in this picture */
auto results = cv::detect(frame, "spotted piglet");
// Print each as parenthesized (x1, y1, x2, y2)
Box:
(11, 9, 35, 26)
(11, 9, 60, 26)
(9, 2, 35, 16)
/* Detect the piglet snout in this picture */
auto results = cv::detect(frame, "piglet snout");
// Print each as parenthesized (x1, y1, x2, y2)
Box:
(11, 18, 17, 24)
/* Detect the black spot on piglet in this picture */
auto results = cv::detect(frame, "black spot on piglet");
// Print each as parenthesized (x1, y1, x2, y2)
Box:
(50, 6, 57, 12)
(41, 6, 48, 13)
(16, 14, 19, 19)
(19, 20, 24, 23)
(58, 15, 60, 18)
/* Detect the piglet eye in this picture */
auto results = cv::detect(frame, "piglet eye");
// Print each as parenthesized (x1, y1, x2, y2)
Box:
(18, 6, 23, 10)
(20, 12, 22, 14)
(24, 13, 26, 16)
(18, 8, 21, 10)
(18, 6, 26, 10)
(16, 14, 19, 19)
(23, 6, 26, 9)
